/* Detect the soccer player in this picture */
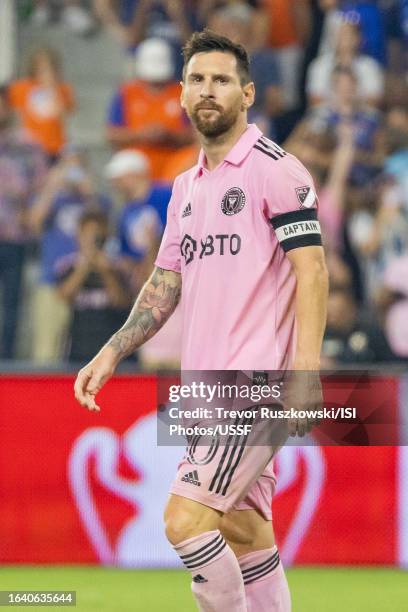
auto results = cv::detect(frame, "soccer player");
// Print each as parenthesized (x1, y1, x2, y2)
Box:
(74, 30, 328, 611)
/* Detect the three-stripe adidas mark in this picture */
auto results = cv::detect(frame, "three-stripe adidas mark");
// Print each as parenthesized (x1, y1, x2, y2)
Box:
(181, 469, 201, 486)
(182, 202, 192, 218)
(209, 415, 255, 497)
(242, 549, 280, 584)
(254, 137, 287, 161)
(180, 532, 227, 570)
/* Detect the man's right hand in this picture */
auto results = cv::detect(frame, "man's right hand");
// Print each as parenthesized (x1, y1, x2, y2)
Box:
(73, 346, 119, 411)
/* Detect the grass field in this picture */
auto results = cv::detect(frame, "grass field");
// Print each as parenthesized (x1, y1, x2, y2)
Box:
(1, 566, 407, 611)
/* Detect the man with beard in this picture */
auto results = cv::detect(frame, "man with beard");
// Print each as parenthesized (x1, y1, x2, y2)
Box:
(74, 30, 328, 611)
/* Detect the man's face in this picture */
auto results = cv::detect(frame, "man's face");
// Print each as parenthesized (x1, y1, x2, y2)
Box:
(78, 221, 106, 251)
(181, 51, 254, 138)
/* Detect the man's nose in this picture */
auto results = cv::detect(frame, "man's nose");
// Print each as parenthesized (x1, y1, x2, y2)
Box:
(199, 80, 215, 98)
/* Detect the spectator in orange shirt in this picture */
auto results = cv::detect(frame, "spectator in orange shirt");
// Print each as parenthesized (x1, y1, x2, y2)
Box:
(259, 0, 312, 109)
(161, 141, 200, 184)
(8, 47, 75, 162)
(106, 37, 193, 180)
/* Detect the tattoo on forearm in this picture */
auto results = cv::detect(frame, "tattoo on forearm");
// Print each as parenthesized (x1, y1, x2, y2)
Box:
(107, 267, 181, 358)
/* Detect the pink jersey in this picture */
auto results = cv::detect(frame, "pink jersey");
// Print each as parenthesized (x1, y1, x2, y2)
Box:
(155, 124, 322, 370)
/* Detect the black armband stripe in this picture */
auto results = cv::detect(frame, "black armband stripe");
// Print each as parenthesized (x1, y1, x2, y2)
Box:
(270, 208, 318, 228)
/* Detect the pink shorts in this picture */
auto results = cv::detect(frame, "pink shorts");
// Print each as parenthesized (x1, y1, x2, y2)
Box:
(169, 448, 278, 521)
(168, 371, 287, 520)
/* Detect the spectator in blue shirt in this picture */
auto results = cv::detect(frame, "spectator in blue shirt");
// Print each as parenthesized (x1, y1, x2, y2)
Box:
(105, 149, 170, 293)
(29, 145, 111, 362)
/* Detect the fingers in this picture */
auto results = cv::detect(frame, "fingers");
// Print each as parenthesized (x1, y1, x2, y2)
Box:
(74, 369, 101, 412)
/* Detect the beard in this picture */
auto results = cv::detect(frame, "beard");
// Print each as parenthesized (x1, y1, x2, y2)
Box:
(190, 101, 241, 138)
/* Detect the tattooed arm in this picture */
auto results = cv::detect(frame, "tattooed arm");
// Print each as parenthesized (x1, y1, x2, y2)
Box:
(74, 267, 181, 411)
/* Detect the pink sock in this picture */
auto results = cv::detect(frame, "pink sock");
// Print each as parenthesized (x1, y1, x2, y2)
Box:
(238, 546, 291, 612)
(173, 529, 247, 612)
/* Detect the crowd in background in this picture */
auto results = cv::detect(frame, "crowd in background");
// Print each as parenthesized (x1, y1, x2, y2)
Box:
(0, 0, 407, 367)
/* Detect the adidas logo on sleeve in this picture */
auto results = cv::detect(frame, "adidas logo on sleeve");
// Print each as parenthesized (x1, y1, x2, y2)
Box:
(181, 469, 201, 486)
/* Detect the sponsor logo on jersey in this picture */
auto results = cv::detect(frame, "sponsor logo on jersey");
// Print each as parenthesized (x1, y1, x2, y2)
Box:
(295, 186, 316, 209)
(182, 202, 192, 218)
(180, 234, 242, 264)
(180, 234, 197, 265)
(221, 187, 246, 216)
(181, 470, 201, 486)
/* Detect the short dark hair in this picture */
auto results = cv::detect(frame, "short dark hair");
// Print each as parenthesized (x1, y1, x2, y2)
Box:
(182, 29, 251, 85)
(79, 210, 109, 231)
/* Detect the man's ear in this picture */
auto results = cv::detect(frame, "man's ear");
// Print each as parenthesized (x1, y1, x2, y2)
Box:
(180, 81, 186, 109)
(242, 81, 255, 111)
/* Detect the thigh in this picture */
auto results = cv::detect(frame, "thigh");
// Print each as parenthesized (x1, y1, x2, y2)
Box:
(220, 509, 275, 558)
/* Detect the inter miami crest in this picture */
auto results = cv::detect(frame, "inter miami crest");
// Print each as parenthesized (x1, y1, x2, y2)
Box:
(295, 186, 316, 209)
(221, 187, 246, 216)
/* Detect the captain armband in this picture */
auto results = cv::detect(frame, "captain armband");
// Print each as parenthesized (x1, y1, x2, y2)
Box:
(270, 209, 322, 252)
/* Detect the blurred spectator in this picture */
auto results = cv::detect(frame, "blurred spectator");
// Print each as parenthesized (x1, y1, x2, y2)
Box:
(306, 17, 384, 107)
(308, 66, 384, 186)
(383, 0, 408, 74)
(55, 211, 130, 363)
(377, 253, 408, 360)
(107, 37, 193, 180)
(383, 106, 408, 206)
(322, 287, 395, 364)
(29, 146, 111, 362)
(259, 0, 312, 109)
(161, 140, 200, 183)
(94, 0, 198, 44)
(208, 2, 284, 136)
(318, 1, 387, 65)
(105, 149, 168, 291)
(105, 148, 181, 368)
(0, 86, 47, 359)
(8, 47, 75, 161)
(309, 119, 355, 251)
(94, 0, 201, 75)
(348, 177, 408, 301)
(29, 0, 96, 35)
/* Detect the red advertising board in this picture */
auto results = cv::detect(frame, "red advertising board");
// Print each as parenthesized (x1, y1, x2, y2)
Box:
(0, 375, 404, 566)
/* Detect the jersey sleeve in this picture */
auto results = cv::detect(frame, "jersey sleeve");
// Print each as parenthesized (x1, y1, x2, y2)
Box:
(264, 155, 323, 253)
(154, 183, 181, 273)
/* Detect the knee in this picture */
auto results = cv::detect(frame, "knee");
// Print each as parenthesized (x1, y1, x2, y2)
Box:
(164, 498, 221, 546)
(164, 504, 189, 544)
